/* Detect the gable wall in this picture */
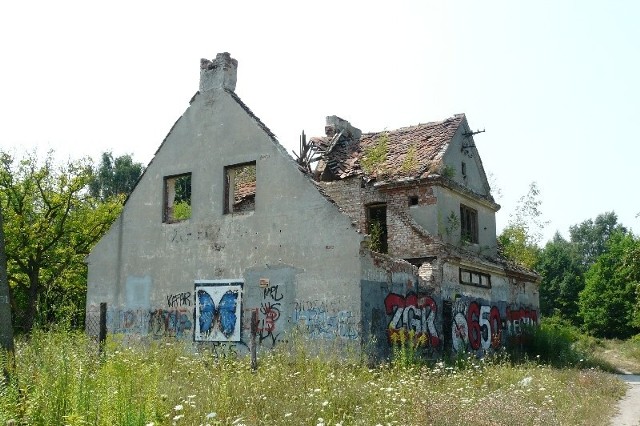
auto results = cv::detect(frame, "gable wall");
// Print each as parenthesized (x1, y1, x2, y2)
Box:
(443, 125, 491, 197)
(86, 88, 364, 348)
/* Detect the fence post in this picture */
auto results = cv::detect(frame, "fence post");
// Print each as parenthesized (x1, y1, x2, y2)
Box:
(250, 309, 258, 371)
(98, 302, 107, 354)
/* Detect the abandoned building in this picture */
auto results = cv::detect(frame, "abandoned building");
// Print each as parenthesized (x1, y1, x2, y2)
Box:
(86, 52, 539, 358)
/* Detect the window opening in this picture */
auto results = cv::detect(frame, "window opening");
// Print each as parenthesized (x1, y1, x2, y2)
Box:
(408, 195, 419, 206)
(461, 162, 468, 185)
(224, 162, 256, 214)
(366, 203, 388, 253)
(459, 268, 491, 288)
(164, 173, 192, 223)
(460, 204, 478, 243)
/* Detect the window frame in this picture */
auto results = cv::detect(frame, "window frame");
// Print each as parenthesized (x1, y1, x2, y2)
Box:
(459, 268, 491, 288)
(224, 161, 256, 215)
(460, 204, 478, 244)
(365, 203, 388, 254)
(163, 172, 192, 223)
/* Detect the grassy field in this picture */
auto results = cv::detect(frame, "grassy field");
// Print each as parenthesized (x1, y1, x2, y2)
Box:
(0, 330, 631, 426)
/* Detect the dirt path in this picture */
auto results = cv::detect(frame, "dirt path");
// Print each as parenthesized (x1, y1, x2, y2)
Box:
(610, 374, 640, 426)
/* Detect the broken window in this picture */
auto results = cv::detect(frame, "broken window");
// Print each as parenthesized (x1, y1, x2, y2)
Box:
(164, 173, 192, 223)
(224, 162, 256, 214)
(461, 162, 468, 185)
(366, 203, 388, 253)
(459, 268, 491, 288)
(460, 204, 478, 243)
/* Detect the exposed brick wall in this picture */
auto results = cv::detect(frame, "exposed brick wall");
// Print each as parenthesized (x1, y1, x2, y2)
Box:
(319, 178, 442, 260)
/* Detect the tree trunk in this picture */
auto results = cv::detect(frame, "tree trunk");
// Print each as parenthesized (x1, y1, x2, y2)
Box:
(0, 205, 15, 379)
(23, 270, 40, 333)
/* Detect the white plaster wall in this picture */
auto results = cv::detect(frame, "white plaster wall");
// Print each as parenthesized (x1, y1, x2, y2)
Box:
(433, 186, 498, 255)
(442, 122, 490, 197)
(86, 88, 364, 342)
(440, 262, 538, 309)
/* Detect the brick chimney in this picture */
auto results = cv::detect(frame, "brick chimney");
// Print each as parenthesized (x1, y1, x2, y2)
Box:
(325, 116, 361, 140)
(199, 52, 238, 92)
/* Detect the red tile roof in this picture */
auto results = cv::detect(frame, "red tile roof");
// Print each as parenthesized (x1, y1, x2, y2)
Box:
(312, 114, 465, 181)
(234, 181, 256, 205)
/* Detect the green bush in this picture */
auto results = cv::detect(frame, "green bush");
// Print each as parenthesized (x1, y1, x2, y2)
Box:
(507, 316, 615, 371)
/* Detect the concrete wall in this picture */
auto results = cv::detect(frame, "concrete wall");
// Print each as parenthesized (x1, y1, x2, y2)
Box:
(359, 250, 539, 360)
(431, 185, 498, 256)
(86, 87, 364, 351)
(442, 120, 491, 197)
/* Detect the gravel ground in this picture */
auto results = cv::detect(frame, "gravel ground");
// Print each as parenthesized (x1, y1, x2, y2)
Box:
(610, 374, 640, 426)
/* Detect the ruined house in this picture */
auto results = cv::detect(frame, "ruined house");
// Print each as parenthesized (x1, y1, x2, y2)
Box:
(86, 52, 539, 358)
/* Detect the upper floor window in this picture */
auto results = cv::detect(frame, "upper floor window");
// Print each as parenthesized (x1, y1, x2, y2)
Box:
(164, 173, 192, 223)
(460, 204, 478, 244)
(224, 162, 256, 214)
(366, 203, 388, 253)
(461, 162, 468, 185)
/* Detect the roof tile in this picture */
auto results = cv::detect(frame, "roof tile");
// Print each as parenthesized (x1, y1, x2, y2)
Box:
(314, 114, 465, 181)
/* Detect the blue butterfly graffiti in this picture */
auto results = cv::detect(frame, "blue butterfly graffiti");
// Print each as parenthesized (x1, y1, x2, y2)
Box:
(197, 289, 239, 338)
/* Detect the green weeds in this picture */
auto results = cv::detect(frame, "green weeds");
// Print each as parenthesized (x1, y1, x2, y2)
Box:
(0, 330, 628, 425)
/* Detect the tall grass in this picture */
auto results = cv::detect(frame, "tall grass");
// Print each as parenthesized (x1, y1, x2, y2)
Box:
(0, 330, 627, 425)
(507, 316, 617, 372)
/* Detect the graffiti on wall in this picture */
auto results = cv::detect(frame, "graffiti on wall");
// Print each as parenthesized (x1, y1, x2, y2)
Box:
(451, 299, 538, 353)
(149, 308, 193, 338)
(194, 281, 243, 342)
(107, 307, 194, 338)
(256, 284, 283, 346)
(167, 291, 192, 307)
(384, 292, 440, 347)
(293, 300, 359, 340)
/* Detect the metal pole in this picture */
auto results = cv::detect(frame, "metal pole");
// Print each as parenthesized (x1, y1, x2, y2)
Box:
(98, 302, 107, 354)
(250, 309, 258, 371)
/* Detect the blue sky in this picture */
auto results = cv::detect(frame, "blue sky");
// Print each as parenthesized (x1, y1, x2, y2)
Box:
(1, 1, 638, 243)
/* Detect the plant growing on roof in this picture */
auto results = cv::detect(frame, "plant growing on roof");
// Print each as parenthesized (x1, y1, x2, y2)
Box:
(441, 164, 456, 179)
(360, 132, 389, 176)
(400, 144, 418, 174)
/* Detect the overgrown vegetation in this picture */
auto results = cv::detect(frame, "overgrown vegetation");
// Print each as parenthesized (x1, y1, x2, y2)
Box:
(0, 151, 124, 333)
(400, 144, 418, 174)
(0, 330, 627, 426)
(498, 181, 640, 340)
(367, 220, 385, 253)
(360, 133, 388, 176)
(441, 164, 456, 179)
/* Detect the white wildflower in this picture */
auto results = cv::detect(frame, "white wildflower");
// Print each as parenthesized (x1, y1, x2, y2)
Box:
(174, 404, 183, 411)
(519, 377, 532, 387)
(206, 412, 217, 419)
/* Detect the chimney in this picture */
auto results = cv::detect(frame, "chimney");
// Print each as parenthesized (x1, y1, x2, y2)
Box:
(199, 52, 238, 92)
(325, 116, 361, 140)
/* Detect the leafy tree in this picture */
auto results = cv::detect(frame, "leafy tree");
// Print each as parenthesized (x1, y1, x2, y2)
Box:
(0, 151, 123, 332)
(0, 205, 15, 378)
(569, 211, 627, 267)
(89, 152, 143, 201)
(498, 182, 547, 269)
(578, 231, 640, 338)
(536, 233, 584, 325)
